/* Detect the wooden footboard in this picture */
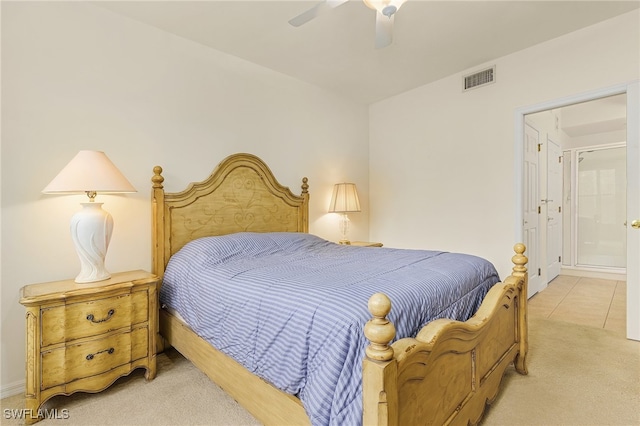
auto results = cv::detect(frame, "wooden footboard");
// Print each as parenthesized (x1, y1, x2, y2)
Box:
(363, 244, 528, 426)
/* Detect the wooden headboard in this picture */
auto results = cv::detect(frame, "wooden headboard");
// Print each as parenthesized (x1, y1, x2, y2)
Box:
(151, 153, 309, 278)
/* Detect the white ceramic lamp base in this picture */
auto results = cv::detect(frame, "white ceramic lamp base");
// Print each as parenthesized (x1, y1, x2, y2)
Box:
(338, 213, 351, 244)
(70, 203, 113, 283)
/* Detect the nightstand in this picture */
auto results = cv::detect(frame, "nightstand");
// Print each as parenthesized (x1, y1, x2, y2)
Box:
(19, 270, 159, 424)
(342, 241, 384, 247)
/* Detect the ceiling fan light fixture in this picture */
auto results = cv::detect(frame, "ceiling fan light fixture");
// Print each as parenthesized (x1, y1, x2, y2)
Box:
(363, 0, 406, 17)
(290, 0, 406, 49)
(382, 5, 397, 17)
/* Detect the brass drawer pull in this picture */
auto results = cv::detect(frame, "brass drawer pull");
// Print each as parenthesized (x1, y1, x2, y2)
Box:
(86, 347, 115, 361)
(86, 309, 115, 323)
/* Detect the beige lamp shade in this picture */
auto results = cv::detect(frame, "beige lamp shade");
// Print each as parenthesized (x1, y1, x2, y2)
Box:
(328, 183, 361, 213)
(43, 150, 136, 195)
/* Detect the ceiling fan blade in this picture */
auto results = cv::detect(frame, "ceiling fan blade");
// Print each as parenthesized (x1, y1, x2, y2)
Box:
(375, 11, 394, 49)
(288, 0, 348, 27)
(326, 0, 349, 7)
(288, 2, 325, 27)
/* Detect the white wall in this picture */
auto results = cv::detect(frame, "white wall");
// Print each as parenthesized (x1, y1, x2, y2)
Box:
(369, 10, 640, 279)
(0, 2, 369, 394)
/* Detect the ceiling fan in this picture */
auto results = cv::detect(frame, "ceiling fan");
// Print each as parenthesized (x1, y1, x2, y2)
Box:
(288, 0, 407, 49)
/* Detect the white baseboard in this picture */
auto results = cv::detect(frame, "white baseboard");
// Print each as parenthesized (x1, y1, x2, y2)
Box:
(560, 267, 626, 281)
(1, 380, 24, 399)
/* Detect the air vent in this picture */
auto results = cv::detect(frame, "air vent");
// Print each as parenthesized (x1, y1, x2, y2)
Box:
(463, 66, 495, 91)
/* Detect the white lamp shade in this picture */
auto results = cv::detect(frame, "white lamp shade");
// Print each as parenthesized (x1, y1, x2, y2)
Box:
(42, 150, 135, 283)
(328, 183, 361, 213)
(43, 150, 136, 194)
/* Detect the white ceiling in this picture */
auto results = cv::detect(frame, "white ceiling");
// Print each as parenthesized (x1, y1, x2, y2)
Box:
(96, 1, 639, 104)
(559, 94, 627, 137)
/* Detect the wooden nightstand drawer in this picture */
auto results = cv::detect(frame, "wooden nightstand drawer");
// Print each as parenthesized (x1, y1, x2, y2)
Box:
(41, 290, 149, 346)
(20, 270, 159, 423)
(41, 327, 148, 390)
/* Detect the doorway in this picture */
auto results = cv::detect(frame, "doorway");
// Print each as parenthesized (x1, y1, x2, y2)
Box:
(515, 82, 640, 341)
(525, 96, 626, 294)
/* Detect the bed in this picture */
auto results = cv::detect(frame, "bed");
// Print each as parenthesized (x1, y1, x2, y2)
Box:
(151, 152, 529, 426)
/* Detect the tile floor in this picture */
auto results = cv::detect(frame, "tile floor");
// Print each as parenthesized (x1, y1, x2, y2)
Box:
(528, 275, 627, 334)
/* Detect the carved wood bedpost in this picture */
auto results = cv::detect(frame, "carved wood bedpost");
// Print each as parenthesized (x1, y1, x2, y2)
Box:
(511, 243, 528, 374)
(152, 166, 165, 279)
(363, 293, 398, 426)
(152, 166, 167, 354)
(301, 177, 309, 233)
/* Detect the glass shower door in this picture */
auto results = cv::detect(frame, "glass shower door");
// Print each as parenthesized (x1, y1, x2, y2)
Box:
(576, 147, 627, 268)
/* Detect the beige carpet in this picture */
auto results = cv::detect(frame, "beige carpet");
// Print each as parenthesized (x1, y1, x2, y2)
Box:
(481, 318, 639, 426)
(2, 318, 638, 425)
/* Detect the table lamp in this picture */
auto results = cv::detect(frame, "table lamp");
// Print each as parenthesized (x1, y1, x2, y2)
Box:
(42, 150, 136, 283)
(328, 182, 361, 244)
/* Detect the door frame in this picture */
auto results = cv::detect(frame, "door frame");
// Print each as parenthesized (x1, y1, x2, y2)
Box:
(546, 136, 562, 281)
(514, 81, 640, 341)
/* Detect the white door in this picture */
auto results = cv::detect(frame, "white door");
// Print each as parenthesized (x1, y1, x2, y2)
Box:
(546, 138, 562, 280)
(627, 82, 639, 341)
(524, 123, 541, 297)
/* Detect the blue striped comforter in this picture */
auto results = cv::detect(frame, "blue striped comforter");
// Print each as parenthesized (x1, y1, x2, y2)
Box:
(160, 232, 500, 425)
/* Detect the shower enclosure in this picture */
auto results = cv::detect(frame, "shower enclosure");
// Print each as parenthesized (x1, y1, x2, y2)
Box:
(563, 145, 627, 270)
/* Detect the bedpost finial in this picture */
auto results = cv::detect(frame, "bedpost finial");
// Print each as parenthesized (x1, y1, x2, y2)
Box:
(364, 293, 395, 362)
(301, 177, 309, 194)
(368, 292, 391, 317)
(152, 166, 164, 188)
(512, 243, 528, 276)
